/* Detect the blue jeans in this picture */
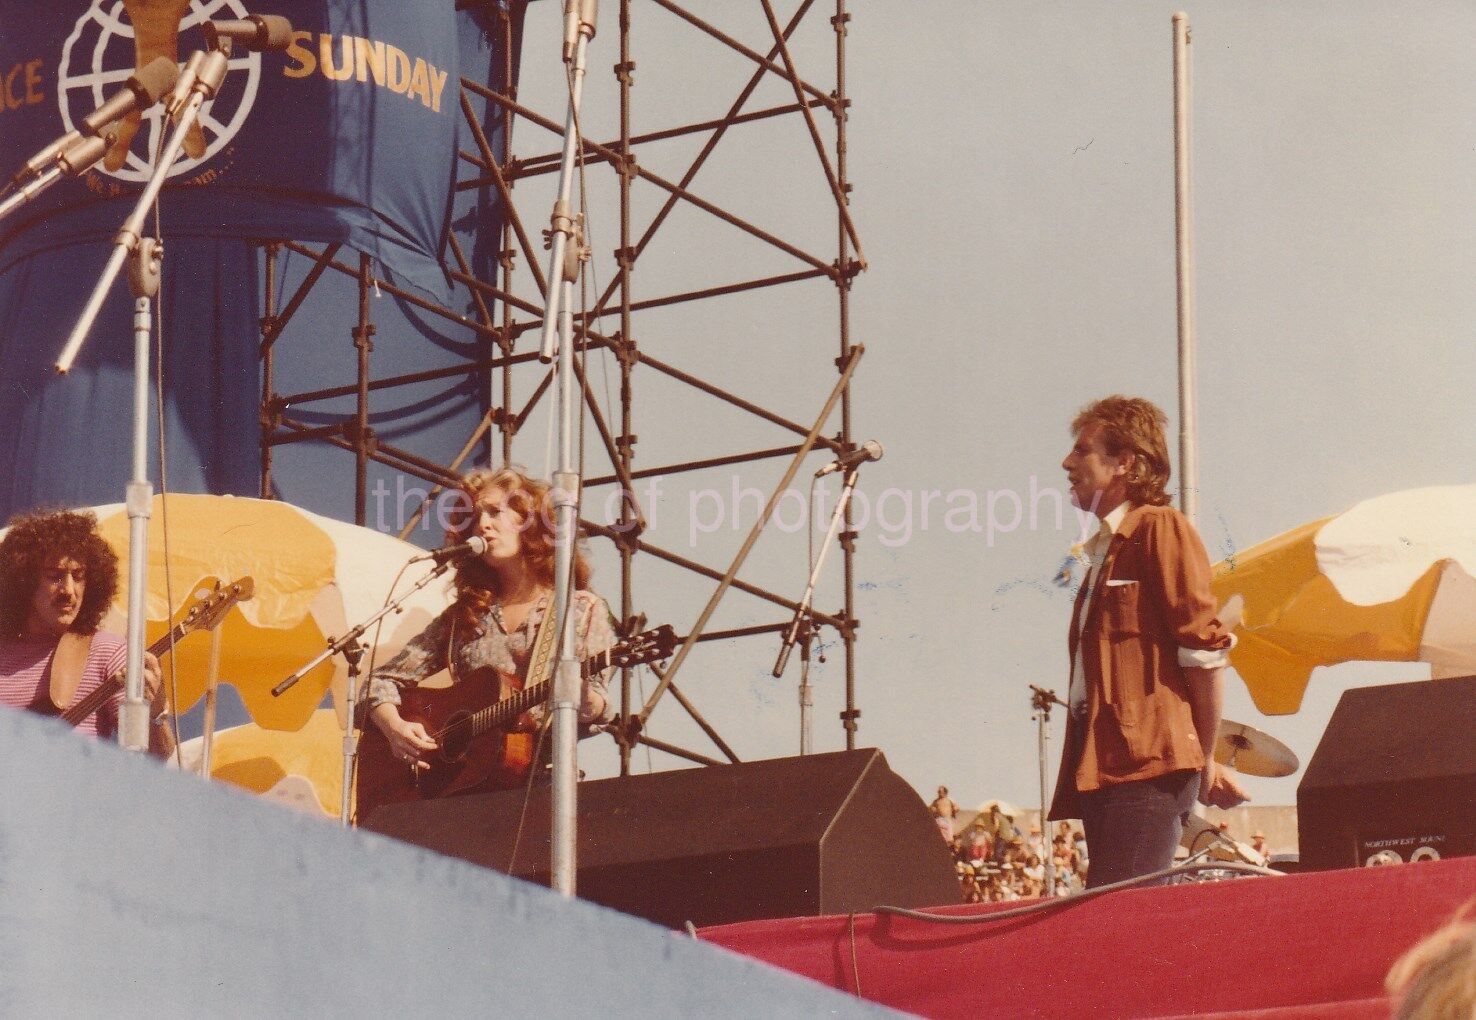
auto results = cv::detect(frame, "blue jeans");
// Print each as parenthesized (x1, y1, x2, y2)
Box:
(1078, 769, 1199, 889)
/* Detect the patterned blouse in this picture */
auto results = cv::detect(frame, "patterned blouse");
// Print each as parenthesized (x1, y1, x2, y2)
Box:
(365, 590, 617, 724)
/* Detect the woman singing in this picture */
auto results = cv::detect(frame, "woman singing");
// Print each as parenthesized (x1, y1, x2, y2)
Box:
(364, 467, 616, 790)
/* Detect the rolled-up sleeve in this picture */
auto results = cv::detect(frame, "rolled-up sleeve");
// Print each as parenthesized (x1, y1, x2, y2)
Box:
(1145, 509, 1236, 671)
(366, 611, 451, 709)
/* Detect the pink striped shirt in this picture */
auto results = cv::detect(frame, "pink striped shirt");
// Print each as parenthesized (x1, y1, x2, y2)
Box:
(0, 631, 127, 738)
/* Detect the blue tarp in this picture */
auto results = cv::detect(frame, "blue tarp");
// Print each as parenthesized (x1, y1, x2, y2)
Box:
(0, 0, 525, 531)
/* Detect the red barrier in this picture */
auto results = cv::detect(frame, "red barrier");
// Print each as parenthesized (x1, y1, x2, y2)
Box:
(700, 856, 1476, 1018)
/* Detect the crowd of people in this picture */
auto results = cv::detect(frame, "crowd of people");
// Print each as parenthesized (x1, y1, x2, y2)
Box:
(931, 788, 1091, 901)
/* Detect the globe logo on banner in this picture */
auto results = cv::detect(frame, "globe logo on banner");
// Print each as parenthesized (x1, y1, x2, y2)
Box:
(58, 0, 262, 185)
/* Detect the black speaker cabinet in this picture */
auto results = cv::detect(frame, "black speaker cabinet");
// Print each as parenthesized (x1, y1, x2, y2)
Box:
(1298, 675, 1476, 871)
(363, 747, 959, 928)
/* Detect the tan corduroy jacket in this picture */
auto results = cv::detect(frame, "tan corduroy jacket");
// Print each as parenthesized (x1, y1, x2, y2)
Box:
(1048, 503, 1233, 821)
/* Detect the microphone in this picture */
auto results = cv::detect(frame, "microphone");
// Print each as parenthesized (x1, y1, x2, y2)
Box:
(203, 15, 295, 52)
(1029, 684, 1068, 708)
(410, 535, 488, 564)
(11, 56, 178, 185)
(815, 440, 883, 478)
(562, 0, 599, 62)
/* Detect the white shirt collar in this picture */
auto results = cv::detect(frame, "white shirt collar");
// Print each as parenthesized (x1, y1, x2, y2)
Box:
(1085, 501, 1132, 557)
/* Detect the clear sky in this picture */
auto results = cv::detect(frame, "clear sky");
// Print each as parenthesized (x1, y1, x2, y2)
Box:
(447, 3, 1476, 812)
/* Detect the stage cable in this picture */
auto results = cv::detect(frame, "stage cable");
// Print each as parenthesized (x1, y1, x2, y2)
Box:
(506, 710, 554, 875)
(871, 860, 1283, 927)
(848, 913, 863, 996)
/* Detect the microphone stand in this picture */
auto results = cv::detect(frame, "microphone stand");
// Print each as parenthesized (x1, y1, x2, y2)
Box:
(541, 0, 598, 899)
(47, 44, 229, 753)
(795, 620, 815, 755)
(55, 44, 228, 374)
(269, 556, 461, 826)
(773, 467, 865, 755)
(55, 52, 221, 752)
(1029, 684, 1066, 897)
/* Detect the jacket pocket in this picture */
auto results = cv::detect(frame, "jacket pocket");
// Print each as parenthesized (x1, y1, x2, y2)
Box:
(1108, 693, 1176, 764)
(1098, 581, 1141, 636)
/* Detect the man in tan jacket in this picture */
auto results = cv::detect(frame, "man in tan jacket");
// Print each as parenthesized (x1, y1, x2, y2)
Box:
(1049, 396, 1246, 889)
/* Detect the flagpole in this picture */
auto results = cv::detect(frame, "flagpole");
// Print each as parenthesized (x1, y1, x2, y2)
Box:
(1172, 12, 1197, 525)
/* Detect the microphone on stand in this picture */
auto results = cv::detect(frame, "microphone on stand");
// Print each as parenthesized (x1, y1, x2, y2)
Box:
(1029, 684, 1068, 709)
(562, 0, 599, 62)
(10, 57, 178, 185)
(410, 535, 488, 564)
(815, 440, 884, 478)
(204, 15, 295, 52)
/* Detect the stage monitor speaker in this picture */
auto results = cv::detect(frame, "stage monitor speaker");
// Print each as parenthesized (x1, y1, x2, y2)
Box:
(1297, 675, 1476, 871)
(362, 747, 959, 928)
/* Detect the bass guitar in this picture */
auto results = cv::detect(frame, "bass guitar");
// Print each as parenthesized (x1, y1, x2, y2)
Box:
(355, 624, 676, 820)
(32, 576, 255, 747)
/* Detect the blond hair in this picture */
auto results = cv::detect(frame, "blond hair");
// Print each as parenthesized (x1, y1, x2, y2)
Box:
(1386, 909, 1476, 1019)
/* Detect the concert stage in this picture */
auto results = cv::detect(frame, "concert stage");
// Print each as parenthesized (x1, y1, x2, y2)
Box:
(699, 853, 1476, 1017)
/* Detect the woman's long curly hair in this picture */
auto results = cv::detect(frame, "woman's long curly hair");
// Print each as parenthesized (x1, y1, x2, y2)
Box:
(1071, 395, 1173, 507)
(0, 509, 119, 639)
(447, 467, 591, 631)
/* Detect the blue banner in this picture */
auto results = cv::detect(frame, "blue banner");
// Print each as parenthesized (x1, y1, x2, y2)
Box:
(0, 1, 525, 526)
(0, 0, 463, 297)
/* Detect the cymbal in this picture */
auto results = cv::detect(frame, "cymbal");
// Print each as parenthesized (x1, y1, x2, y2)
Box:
(1215, 719, 1298, 777)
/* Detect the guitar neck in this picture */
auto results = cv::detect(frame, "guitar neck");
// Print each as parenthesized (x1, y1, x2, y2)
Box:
(467, 649, 611, 737)
(59, 621, 191, 729)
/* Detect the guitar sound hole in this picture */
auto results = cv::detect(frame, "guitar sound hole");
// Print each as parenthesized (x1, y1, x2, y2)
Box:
(440, 712, 473, 763)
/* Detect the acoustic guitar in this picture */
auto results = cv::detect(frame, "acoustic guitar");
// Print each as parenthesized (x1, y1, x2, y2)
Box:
(30, 576, 255, 752)
(355, 624, 676, 820)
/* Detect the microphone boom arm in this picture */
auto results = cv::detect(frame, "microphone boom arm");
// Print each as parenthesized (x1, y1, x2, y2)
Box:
(270, 555, 458, 699)
(54, 49, 228, 374)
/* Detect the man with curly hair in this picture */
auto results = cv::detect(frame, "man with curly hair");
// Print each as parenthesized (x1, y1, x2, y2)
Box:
(1049, 396, 1247, 889)
(0, 508, 162, 741)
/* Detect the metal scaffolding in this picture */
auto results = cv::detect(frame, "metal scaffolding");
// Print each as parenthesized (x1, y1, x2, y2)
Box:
(257, 0, 864, 773)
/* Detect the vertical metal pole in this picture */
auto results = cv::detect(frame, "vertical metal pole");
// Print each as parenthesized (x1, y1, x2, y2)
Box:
(353, 252, 373, 526)
(260, 243, 278, 498)
(833, 0, 859, 749)
(551, 274, 582, 897)
(1038, 707, 1055, 897)
(549, 0, 598, 898)
(540, 1, 596, 362)
(199, 626, 223, 777)
(498, 7, 516, 466)
(798, 637, 812, 754)
(616, 0, 636, 776)
(1172, 12, 1198, 524)
(120, 291, 155, 753)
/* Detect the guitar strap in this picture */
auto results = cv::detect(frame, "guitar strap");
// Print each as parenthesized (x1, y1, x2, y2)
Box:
(47, 631, 94, 710)
(523, 597, 561, 696)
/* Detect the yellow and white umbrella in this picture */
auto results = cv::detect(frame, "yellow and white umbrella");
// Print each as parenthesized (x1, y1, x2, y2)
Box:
(91, 493, 453, 730)
(175, 709, 344, 818)
(1213, 485, 1476, 715)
